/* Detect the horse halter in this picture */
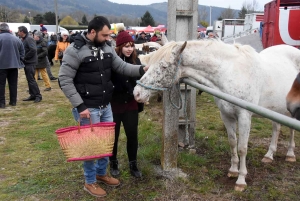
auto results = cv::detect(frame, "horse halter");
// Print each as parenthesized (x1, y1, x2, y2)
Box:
(136, 54, 183, 91)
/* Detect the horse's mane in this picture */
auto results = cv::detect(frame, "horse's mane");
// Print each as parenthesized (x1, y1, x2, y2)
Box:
(192, 39, 258, 58)
(142, 39, 258, 66)
(147, 41, 178, 65)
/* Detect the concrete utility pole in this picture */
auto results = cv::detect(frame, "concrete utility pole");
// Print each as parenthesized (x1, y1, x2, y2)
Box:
(162, 0, 198, 171)
(209, 6, 212, 26)
(28, 12, 31, 24)
(55, 0, 58, 33)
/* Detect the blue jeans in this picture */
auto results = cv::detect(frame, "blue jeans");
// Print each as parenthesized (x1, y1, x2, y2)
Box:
(72, 104, 113, 184)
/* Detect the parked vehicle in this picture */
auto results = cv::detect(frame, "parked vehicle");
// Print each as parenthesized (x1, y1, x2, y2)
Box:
(243, 13, 264, 33)
(262, 0, 300, 49)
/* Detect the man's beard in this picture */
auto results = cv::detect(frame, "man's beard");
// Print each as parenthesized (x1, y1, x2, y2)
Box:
(93, 32, 106, 47)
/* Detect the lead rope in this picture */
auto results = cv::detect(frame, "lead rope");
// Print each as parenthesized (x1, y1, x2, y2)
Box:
(136, 54, 190, 145)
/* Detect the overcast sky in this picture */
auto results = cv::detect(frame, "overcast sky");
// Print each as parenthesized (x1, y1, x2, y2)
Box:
(109, 0, 271, 10)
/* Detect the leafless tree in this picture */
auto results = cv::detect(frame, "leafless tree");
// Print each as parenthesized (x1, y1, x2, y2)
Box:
(243, 0, 260, 13)
(0, 6, 19, 22)
(198, 6, 208, 23)
(220, 7, 236, 19)
(69, 10, 85, 24)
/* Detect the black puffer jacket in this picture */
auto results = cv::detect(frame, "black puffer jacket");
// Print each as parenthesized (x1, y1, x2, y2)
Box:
(22, 34, 37, 65)
(111, 57, 141, 103)
(35, 38, 48, 69)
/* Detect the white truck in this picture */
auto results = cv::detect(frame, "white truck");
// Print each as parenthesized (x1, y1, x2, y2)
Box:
(6, 23, 31, 34)
(5, 23, 68, 34)
(213, 20, 222, 38)
(212, 19, 245, 39)
(243, 13, 264, 32)
(30, 25, 68, 34)
(221, 19, 245, 38)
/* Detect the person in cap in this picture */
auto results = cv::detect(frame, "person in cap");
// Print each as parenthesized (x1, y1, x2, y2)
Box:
(18, 26, 42, 103)
(40, 24, 47, 33)
(33, 31, 51, 91)
(58, 16, 148, 198)
(0, 23, 25, 108)
(109, 33, 116, 48)
(55, 31, 70, 65)
(109, 26, 144, 178)
(135, 31, 148, 44)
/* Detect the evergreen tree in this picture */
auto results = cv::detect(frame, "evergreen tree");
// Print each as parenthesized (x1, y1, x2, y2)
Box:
(81, 14, 88, 25)
(140, 11, 155, 26)
(43, 11, 56, 24)
(33, 14, 44, 24)
(220, 7, 236, 19)
(238, 5, 248, 19)
(23, 15, 30, 23)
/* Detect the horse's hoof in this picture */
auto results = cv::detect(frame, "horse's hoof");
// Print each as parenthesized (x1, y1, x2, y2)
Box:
(261, 157, 273, 163)
(285, 156, 296, 162)
(227, 171, 239, 178)
(234, 184, 247, 191)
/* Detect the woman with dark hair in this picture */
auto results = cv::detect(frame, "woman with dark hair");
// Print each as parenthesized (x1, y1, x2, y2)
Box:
(54, 31, 70, 65)
(109, 28, 143, 178)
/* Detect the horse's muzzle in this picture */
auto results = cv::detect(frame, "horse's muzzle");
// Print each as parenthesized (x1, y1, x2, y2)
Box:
(292, 107, 300, 121)
(133, 86, 150, 103)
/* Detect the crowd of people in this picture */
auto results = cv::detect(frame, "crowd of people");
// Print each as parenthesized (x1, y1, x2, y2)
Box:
(0, 23, 73, 108)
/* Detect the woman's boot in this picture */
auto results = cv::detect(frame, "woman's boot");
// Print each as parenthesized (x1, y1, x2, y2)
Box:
(129, 161, 142, 178)
(110, 160, 120, 176)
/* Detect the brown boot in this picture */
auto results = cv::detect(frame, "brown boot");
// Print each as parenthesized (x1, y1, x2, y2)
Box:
(83, 183, 106, 197)
(96, 174, 120, 187)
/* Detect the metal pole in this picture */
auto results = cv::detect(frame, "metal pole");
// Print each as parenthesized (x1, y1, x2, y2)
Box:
(55, 0, 58, 33)
(182, 78, 300, 131)
(209, 6, 212, 26)
(28, 12, 31, 24)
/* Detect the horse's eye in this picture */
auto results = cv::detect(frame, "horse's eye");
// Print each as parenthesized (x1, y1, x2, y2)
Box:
(159, 61, 168, 69)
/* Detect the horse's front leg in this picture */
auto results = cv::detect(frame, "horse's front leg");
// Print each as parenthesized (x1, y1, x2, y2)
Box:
(286, 128, 296, 162)
(235, 112, 252, 192)
(220, 113, 239, 178)
(262, 122, 281, 163)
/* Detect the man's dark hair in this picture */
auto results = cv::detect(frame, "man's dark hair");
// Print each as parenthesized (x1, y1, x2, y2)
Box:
(88, 16, 111, 33)
(18, 26, 28, 34)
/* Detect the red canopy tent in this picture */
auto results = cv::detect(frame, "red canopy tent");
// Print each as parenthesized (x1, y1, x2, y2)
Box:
(142, 25, 155, 33)
(197, 27, 206, 32)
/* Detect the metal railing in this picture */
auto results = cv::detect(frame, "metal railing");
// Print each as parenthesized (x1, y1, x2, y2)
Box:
(182, 78, 300, 131)
(222, 28, 260, 42)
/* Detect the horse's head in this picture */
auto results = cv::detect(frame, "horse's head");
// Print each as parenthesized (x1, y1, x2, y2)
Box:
(287, 73, 300, 120)
(134, 41, 187, 103)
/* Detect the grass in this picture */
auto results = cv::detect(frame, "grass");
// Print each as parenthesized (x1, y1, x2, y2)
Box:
(1, 64, 300, 200)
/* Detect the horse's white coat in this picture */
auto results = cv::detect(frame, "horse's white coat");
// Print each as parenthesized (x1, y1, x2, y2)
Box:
(134, 40, 300, 190)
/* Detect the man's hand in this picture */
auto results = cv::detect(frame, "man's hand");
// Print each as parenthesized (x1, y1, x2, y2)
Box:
(143, 66, 149, 72)
(80, 109, 90, 119)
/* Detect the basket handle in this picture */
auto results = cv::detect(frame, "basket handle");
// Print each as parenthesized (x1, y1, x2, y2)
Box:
(77, 118, 94, 133)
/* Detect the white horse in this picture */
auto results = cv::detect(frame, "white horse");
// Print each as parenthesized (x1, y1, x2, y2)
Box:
(133, 39, 300, 191)
(135, 42, 162, 51)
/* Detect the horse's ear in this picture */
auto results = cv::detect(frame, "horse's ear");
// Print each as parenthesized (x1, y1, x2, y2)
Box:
(179, 41, 187, 54)
(161, 33, 168, 45)
(170, 41, 187, 64)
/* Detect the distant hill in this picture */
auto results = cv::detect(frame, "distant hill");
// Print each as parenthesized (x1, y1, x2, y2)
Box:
(0, 0, 239, 25)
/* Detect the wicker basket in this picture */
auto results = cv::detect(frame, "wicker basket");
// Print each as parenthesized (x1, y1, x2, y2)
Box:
(55, 122, 115, 162)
